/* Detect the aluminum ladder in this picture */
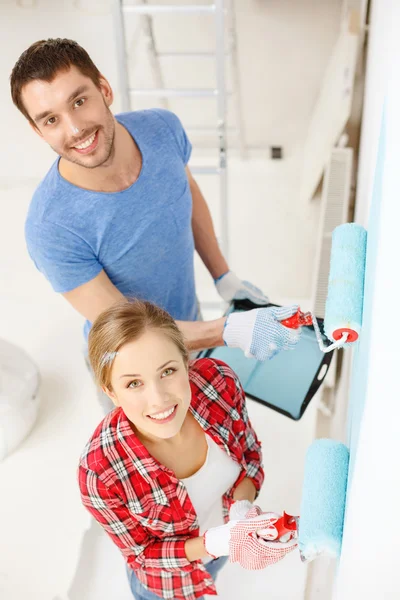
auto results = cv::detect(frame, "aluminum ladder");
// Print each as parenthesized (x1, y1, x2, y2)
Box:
(112, 0, 246, 266)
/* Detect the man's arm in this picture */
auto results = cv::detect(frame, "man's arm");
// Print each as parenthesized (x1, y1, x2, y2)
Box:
(62, 270, 226, 352)
(62, 270, 125, 323)
(187, 166, 229, 281)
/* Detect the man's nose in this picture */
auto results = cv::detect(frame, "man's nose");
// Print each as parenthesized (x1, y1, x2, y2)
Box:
(65, 117, 81, 137)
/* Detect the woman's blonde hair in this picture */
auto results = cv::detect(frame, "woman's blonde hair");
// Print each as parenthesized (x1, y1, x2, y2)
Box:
(88, 300, 189, 390)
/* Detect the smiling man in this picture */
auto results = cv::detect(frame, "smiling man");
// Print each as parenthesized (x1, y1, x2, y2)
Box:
(10, 38, 300, 412)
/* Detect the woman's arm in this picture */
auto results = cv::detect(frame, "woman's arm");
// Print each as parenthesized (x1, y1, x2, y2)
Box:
(78, 467, 200, 571)
(232, 477, 257, 503)
(184, 535, 209, 561)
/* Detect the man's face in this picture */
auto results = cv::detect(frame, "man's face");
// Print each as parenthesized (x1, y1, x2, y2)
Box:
(22, 66, 116, 169)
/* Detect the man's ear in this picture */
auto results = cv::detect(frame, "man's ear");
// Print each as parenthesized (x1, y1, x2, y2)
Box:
(102, 386, 119, 407)
(29, 120, 44, 139)
(98, 74, 114, 108)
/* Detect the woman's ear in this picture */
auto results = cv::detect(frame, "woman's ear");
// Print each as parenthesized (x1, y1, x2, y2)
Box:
(102, 386, 119, 406)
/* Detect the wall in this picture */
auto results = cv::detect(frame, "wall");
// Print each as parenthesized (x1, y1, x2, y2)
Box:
(333, 1, 400, 597)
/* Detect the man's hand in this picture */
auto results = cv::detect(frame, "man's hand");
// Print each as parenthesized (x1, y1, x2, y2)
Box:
(215, 271, 269, 305)
(223, 305, 301, 361)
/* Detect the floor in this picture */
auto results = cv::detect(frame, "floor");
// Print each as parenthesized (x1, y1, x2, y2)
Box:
(0, 153, 322, 600)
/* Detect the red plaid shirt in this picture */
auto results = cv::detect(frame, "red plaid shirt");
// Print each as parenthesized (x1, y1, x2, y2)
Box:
(78, 358, 264, 600)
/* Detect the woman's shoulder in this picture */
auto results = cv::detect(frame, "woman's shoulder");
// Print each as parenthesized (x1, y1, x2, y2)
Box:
(189, 357, 242, 408)
(189, 356, 236, 382)
(78, 408, 127, 474)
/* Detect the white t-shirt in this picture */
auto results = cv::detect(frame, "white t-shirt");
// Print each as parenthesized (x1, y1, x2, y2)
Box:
(181, 433, 241, 562)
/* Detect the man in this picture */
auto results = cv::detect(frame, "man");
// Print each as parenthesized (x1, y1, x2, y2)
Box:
(10, 38, 300, 411)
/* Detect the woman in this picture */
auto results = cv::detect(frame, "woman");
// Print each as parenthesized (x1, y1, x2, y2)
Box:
(78, 300, 297, 600)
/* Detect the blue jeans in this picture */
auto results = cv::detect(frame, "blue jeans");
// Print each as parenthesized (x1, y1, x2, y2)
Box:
(127, 557, 228, 600)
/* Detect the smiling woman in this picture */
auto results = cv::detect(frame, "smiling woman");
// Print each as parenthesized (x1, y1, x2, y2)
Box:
(88, 299, 191, 443)
(79, 299, 297, 600)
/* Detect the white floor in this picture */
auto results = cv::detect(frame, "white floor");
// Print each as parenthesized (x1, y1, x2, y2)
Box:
(0, 154, 322, 600)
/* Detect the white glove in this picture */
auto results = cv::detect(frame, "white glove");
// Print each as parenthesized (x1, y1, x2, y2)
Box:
(229, 499, 255, 521)
(203, 520, 237, 558)
(204, 500, 261, 557)
(215, 271, 269, 305)
(223, 305, 301, 361)
(204, 512, 278, 559)
(204, 513, 298, 570)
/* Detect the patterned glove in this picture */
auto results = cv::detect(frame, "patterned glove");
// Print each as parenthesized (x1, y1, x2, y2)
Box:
(204, 512, 282, 561)
(215, 271, 269, 305)
(229, 510, 298, 570)
(229, 499, 259, 521)
(223, 305, 301, 361)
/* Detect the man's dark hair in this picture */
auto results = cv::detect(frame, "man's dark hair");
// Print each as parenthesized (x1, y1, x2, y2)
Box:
(10, 38, 102, 124)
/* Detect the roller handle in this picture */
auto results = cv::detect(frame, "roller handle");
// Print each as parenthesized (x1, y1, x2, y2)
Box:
(280, 308, 313, 329)
(258, 512, 299, 543)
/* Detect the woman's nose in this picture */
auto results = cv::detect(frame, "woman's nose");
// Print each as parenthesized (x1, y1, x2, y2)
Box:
(148, 381, 170, 407)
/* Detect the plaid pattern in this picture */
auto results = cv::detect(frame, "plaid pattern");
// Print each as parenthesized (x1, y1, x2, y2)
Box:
(78, 358, 264, 600)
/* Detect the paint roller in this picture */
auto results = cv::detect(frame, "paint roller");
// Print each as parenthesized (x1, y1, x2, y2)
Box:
(280, 222, 367, 353)
(261, 439, 350, 562)
(267, 223, 366, 561)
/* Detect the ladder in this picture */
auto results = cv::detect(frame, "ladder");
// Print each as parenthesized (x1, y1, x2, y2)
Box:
(112, 0, 246, 265)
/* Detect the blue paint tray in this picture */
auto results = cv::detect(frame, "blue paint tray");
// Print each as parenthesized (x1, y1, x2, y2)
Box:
(198, 300, 334, 420)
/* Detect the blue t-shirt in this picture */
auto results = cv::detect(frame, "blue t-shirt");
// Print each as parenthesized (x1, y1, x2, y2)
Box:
(25, 109, 197, 340)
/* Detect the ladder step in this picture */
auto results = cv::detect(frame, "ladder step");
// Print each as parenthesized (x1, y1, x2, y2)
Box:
(123, 4, 216, 15)
(190, 166, 221, 175)
(186, 127, 237, 135)
(129, 88, 218, 97)
(157, 51, 230, 59)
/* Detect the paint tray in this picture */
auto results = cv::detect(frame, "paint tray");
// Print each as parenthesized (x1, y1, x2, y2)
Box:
(197, 299, 334, 420)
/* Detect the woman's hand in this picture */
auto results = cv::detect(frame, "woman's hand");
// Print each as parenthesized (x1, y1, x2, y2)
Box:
(229, 511, 298, 570)
(203, 512, 297, 569)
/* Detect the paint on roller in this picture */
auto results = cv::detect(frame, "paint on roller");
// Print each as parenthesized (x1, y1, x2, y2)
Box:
(281, 223, 367, 353)
(298, 439, 349, 562)
(324, 223, 368, 347)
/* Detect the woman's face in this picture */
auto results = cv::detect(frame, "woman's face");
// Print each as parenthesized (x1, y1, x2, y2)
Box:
(106, 329, 192, 442)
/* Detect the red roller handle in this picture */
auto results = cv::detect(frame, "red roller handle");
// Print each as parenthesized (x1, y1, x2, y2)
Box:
(280, 308, 313, 329)
(274, 512, 298, 537)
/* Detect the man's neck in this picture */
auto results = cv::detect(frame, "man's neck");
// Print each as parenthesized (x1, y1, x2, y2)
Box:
(59, 122, 141, 193)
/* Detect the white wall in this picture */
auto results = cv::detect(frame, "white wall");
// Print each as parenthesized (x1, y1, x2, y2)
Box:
(334, 1, 400, 597)
(353, 0, 389, 228)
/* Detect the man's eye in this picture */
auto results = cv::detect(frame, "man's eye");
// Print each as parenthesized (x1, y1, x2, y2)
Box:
(128, 380, 141, 389)
(45, 117, 56, 126)
(75, 98, 85, 107)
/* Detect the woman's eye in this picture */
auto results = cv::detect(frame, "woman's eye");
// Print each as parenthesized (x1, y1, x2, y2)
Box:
(128, 380, 141, 389)
(162, 368, 175, 377)
(45, 117, 56, 126)
(75, 98, 85, 107)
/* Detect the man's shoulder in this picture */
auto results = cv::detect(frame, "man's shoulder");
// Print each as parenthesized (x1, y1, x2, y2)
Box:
(27, 159, 63, 225)
(116, 108, 182, 135)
